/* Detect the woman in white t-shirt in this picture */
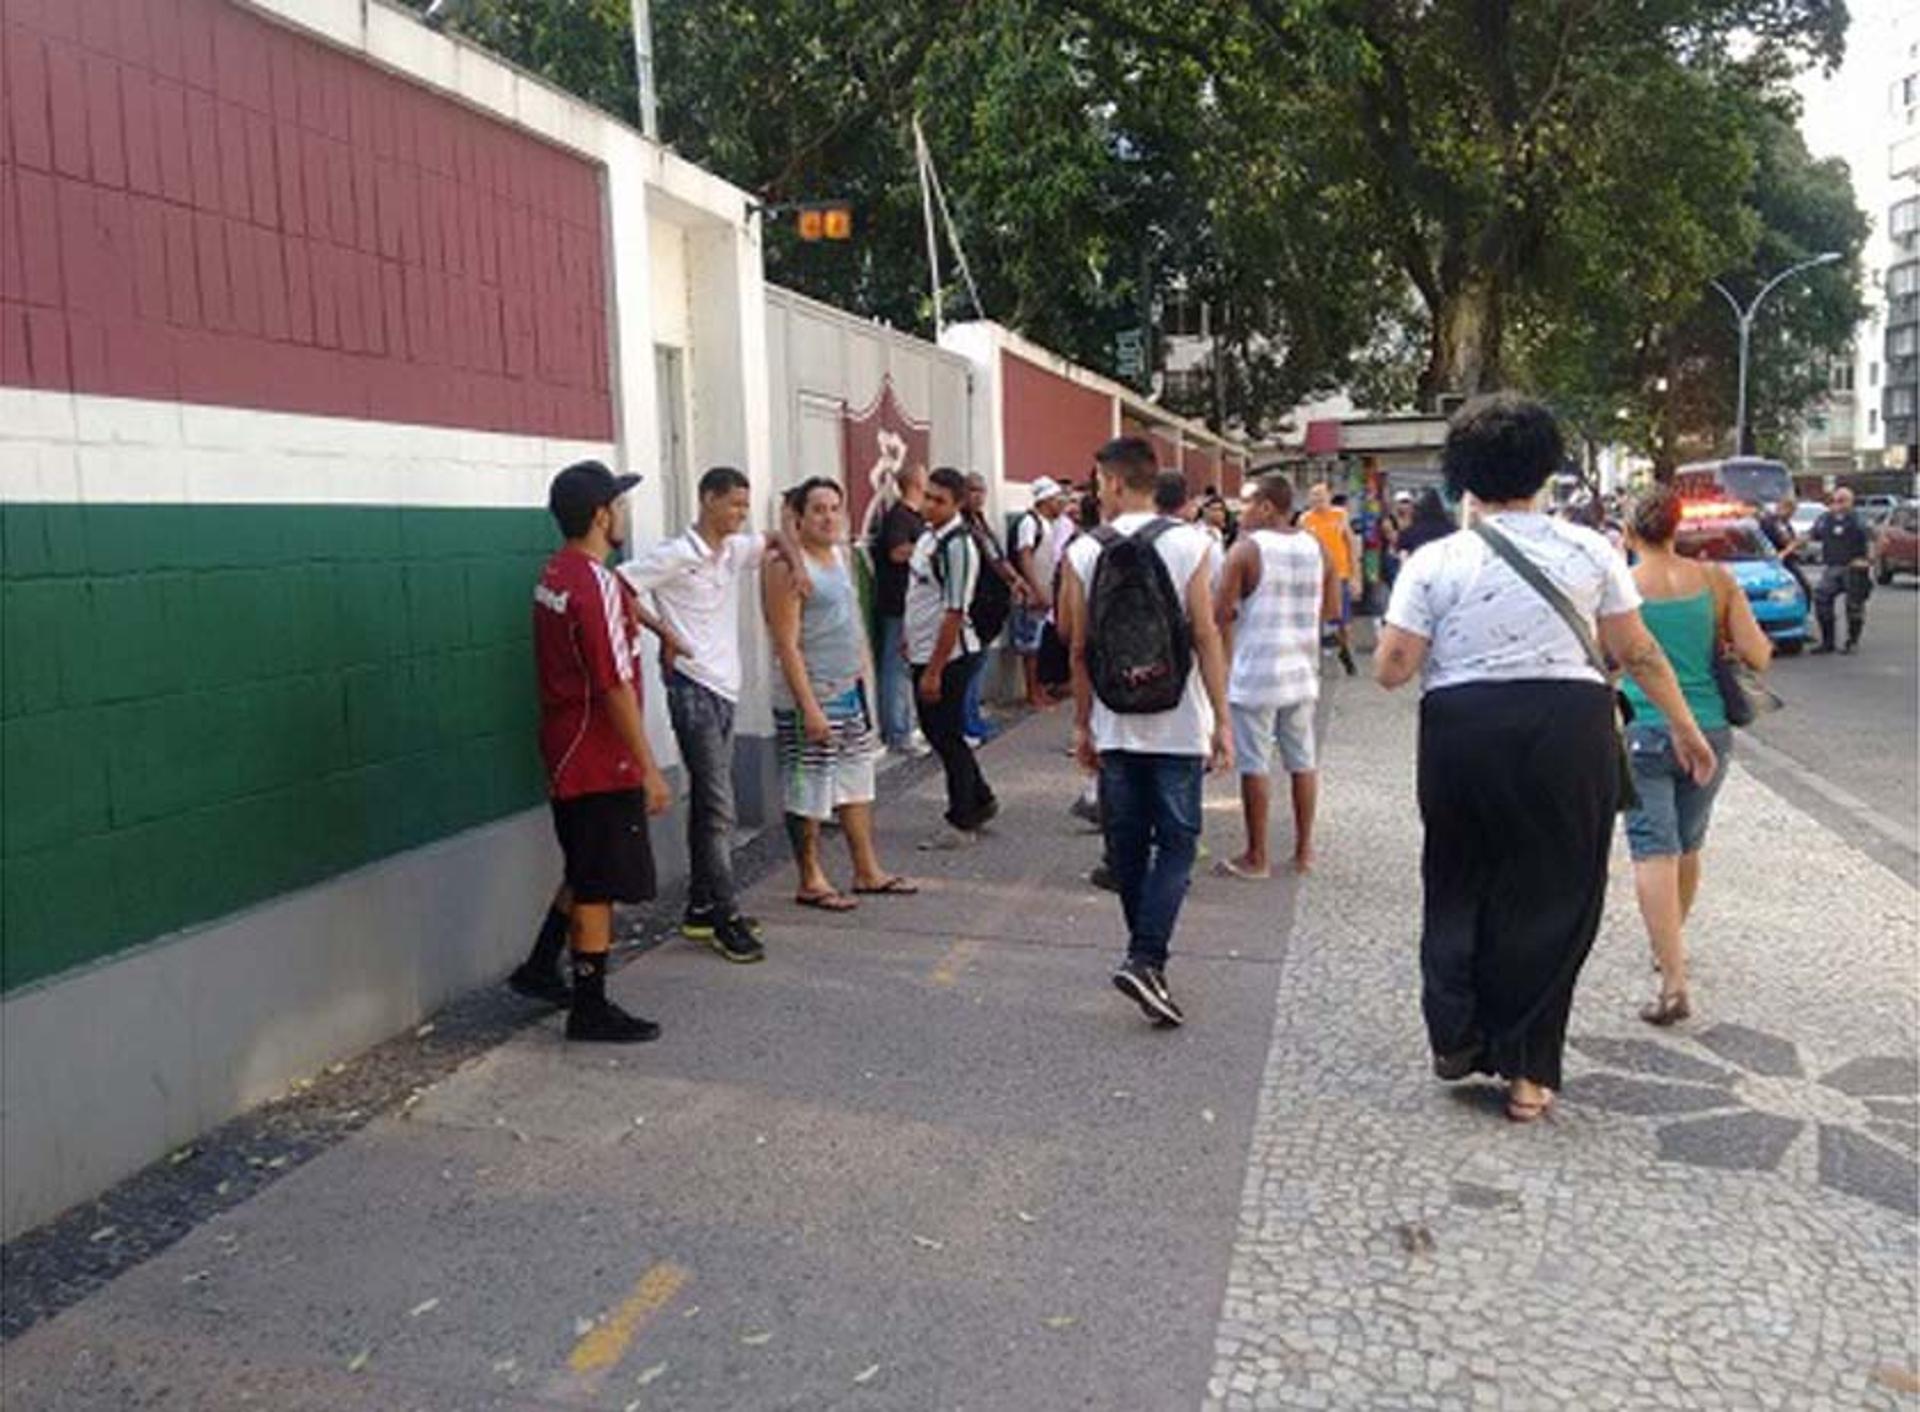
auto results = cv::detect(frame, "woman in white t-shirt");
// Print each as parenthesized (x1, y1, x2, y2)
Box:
(1374, 395, 1716, 1124)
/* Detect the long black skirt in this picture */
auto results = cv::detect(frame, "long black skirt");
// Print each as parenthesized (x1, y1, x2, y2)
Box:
(1417, 680, 1620, 1089)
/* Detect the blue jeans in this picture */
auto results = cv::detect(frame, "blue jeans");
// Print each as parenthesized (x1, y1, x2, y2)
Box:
(876, 615, 914, 747)
(665, 674, 737, 917)
(1099, 752, 1204, 968)
(962, 653, 994, 739)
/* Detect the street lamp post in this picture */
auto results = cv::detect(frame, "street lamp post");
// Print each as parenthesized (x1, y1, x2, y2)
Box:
(1710, 252, 1842, 457)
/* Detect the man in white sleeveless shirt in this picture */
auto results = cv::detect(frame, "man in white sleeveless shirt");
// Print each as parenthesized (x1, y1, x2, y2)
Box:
(1216, 474, 1339, 877)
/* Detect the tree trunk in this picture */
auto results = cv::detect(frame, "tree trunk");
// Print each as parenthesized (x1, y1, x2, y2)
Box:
(1419, 273, 1504, 408)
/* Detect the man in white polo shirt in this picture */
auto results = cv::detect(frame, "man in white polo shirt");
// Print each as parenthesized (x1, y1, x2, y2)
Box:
(1061, 436, 1231, 1028)
(622, 466, 794, 964)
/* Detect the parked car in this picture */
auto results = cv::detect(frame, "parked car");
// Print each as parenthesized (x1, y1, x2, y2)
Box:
(1877, 501, 1919, 584)
(1675, 511, 1809, 653)
(1860, 494, 1900, 530)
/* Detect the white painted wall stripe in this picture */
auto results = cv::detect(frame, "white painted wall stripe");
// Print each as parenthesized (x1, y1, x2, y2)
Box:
(0, 389, 614, 509)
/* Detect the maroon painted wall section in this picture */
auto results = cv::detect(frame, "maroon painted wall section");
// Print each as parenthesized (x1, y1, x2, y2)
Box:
(1222, 453, 1245, 498)
(1000, 350, 1111, 484)
(0, 0, 612, 440)
(1182, 442, 1215, 493)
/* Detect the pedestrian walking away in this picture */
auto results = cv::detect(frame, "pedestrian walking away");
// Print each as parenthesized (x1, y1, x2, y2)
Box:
(1806, 486, 1876, 655)
(907, 467, 999, 849)
(521, 460, 674, 1044)
(1620, 487, 1772, 1027)
(1062, 436, 1232, 1028)
(1300, 482, 1362, 675)
(872, 465, 931, 754)
(1374, 394, 1717, 1123)
(762, 477, 918, 913)
(622, 466, 795, 964)
(1394, 488, 1457, 559)
(1215, 473, 1339, 879)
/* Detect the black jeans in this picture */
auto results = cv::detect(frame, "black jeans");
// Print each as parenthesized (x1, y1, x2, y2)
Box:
(666, 673, 737, 916)
(913, 656, 996, 830)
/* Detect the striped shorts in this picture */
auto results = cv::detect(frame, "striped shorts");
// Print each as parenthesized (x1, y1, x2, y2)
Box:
(773, 687, 880, 821)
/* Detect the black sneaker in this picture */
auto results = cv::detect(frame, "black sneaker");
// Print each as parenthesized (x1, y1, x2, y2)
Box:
(1841, 640, 1858, 655)
(1145, 966, 1185, 1026)
(508, 962, 570, 1007)
(1089, 863, 1118, 893)
(565, 999, 661, 1044)
(681, 905, 718, 940)
(1338, 645, 1357, 677)
(704, 913, 766, 965)
(1113, 961, 1182, 1025)
(1068, 795, 1102, 827)
(1811, 642, 1837, 655)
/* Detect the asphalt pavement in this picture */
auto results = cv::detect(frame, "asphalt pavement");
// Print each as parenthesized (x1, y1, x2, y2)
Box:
(1742, 580, 1918, 883)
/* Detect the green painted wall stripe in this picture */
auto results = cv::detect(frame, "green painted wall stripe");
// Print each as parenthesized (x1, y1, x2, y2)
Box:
(1, 504, 558, 993)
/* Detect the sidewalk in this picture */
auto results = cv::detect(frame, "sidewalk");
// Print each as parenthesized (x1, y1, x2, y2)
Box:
(2, 676, 1915, 1410)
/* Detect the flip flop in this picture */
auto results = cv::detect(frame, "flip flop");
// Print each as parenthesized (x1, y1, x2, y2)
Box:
(795, 891, 859, 912)
(852, 876, 919, 896)
(1213, 858, 1271, 881)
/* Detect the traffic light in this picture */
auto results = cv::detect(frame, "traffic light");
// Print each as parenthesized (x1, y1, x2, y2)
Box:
(795, 202, 853, 242)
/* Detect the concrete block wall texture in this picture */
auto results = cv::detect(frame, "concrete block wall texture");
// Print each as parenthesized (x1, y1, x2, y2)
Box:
(0, 0, 612, 439)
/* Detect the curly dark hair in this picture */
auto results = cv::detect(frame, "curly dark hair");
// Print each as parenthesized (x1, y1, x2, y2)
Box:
(1441, 393, 1565, 504)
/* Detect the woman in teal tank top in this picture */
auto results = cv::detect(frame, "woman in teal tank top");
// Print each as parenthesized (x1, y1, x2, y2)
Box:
(1621, 489, 1772, 1028)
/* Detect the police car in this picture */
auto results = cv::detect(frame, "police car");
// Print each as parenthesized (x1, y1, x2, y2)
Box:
(1674, 501, 1809, 654)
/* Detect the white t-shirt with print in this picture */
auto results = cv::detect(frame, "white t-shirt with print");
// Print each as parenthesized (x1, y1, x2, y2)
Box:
(1384, 511, 1641, 694)
(1065, 512, 1216, 757)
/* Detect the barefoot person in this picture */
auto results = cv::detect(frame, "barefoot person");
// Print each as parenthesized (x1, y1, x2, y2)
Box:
(1216, 473, 1339, 877)
(1375, 395, 1716, 1123)
(763, 477, 917, 910)
(1620, 487, 1770, 1025)
(525, 460, 673, 1044)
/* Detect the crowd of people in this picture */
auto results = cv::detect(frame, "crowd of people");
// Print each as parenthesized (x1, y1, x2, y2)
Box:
(518, 393, 1857, 1130)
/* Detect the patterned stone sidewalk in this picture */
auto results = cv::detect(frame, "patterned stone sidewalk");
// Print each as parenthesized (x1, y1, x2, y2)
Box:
(1204, 678, 1919, 1411)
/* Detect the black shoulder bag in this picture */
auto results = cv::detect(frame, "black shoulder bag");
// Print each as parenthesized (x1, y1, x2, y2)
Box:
(1472, 522, 1639, 813)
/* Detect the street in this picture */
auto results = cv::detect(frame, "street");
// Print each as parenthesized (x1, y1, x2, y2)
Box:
(1744, 582, 1919, 883)
(3, 676, 1914, 1410)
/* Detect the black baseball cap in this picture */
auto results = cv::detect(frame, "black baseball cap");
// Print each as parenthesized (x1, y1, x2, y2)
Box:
(549, 460, 640, 532)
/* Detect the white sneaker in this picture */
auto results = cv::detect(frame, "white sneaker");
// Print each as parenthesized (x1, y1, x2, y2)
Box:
(918, 826, 979, 852)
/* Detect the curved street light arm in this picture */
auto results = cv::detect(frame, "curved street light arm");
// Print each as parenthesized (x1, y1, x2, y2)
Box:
(1709, 279, 1746, 324)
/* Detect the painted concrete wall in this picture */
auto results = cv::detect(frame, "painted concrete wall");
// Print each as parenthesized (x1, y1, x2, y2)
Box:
(0, 0, 767, 1239)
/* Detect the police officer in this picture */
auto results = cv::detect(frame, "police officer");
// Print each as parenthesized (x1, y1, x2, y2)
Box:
(1807, 487, 1875, 655)
(1758, 495, 1812, 603)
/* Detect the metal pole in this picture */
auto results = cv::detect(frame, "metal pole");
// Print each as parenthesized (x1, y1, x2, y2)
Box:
(1735, 314, 1753, 456)
(630, 0, 658, 140)
(912, 117, 943, 338)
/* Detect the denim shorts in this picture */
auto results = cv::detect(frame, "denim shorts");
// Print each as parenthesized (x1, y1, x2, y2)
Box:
(1009, 604, 1047, 655)
(1231, 700, 1316, 775)
(1623, 724, 1733, 861)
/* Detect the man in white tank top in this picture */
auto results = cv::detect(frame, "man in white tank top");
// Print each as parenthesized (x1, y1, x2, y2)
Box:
(1215, 474, 1339, 877)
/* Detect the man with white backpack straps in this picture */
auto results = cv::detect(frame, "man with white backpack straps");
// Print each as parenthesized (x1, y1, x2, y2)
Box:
(1061, 437, 1232, 1027)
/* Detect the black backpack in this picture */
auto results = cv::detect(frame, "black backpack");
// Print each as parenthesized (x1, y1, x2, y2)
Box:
(931, 525, 1014, 646)
(1085, 518, 1191, 713)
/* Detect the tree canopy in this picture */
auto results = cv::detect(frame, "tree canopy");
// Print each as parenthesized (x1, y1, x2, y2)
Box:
(427, 0, 1868, 454)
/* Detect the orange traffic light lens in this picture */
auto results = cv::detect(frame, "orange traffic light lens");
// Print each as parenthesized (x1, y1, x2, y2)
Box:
(797, 209, 824, 241)
(823, 207, 852, 240)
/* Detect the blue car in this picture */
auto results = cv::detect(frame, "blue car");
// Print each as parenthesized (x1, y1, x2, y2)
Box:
(1676, 512, 1808, 653)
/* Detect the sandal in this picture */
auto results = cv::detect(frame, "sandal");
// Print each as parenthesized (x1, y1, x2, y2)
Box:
(852, 876, 919, 896)
(1639, 990, 1692, 1027)
(795, 890, 859, 912)
(1505, 1089, 1556, 1124)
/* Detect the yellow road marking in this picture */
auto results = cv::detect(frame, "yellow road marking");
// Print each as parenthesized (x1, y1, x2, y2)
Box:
(568, 1262, 690, 1373)
(931, 938, 981, 986)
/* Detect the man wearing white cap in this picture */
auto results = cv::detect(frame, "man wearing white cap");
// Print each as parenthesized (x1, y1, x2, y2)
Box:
(1010, 476, 1071, 706)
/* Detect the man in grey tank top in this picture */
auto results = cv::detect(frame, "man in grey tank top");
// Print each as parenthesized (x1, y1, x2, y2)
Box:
(1215, 474, 1339, 877)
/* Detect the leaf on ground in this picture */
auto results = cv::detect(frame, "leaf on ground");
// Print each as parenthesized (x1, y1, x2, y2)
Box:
(511, 1129, 529, 1143)
(265, 1155, 289, 1170)
(1041, 1316, 1077, 1330)
(168, 1146, 198, 1165)
(754, 1134, 768, 1146)
(574, 1316, 597, 1337)
(214, 1181, 231, 1197)
(632, 1116, 647, 1127)
(1110, 1090, 1132, 1100)
(415, 1023, 436, 1039)
(635, 1362, 668, 1387)
(853, 1364, 882, 1385)
(740, 1331, 774, 1346)
(408, 1298, 439, 1318)
(180, 1270, 209, 1284)
(681, 1305, 701, 1318)
(326, 1062, 347, 1075)
(346, 1348, 370, 1373)
(88, 1225, 118, 1242)
(910, 1235, 944, 1251)
(491, 1356, 518, 1374)
(1014, 1211, 1038, 1225)
(1201, 1108, 1216, 1124)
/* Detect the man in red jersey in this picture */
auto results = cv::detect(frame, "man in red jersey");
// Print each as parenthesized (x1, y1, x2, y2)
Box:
(515, 460, 672, 1044)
